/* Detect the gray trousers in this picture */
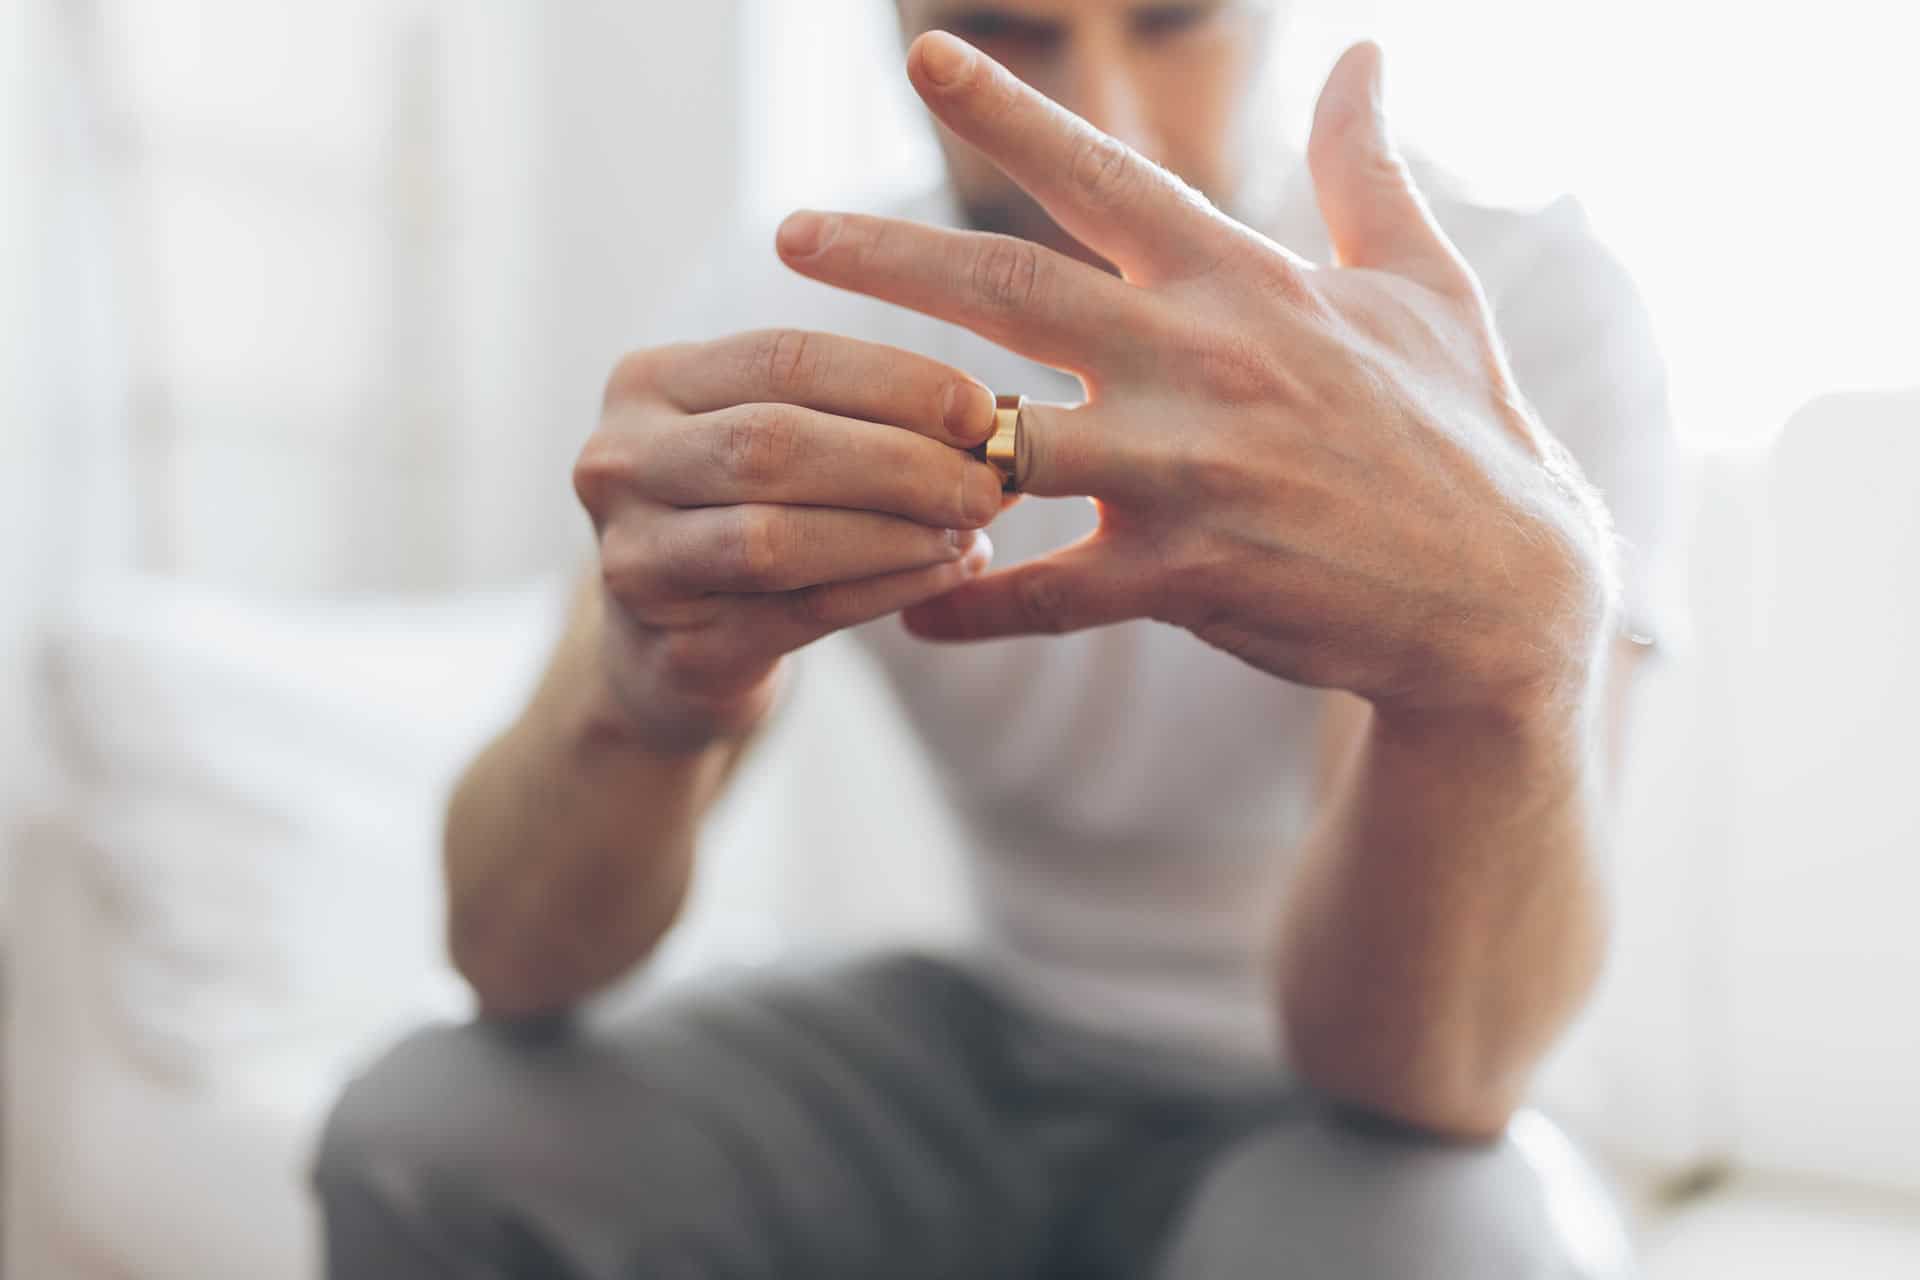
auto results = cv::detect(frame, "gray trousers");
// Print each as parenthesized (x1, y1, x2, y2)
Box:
(315, 953, 1633, 1279)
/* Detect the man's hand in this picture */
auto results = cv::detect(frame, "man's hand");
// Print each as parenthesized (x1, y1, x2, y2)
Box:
(775, 34, 1621, 727)
(574, 331, 1005, 752)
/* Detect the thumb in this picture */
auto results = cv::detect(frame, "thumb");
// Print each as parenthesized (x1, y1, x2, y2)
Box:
(1307, 42, 1467, 294)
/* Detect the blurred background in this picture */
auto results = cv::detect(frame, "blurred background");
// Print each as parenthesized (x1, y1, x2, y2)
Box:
(1, 1, 1915, 1276)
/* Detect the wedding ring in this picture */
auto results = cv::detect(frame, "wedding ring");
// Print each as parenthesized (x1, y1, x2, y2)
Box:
(975, 393, 1023, 492)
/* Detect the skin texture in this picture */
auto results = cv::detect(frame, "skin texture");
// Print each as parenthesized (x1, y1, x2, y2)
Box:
(575, 330, 1005, 750)
(773, 31, 1629, 1135)
(446, 2, 1647, 1139)
(447, 334, 1004, 1014)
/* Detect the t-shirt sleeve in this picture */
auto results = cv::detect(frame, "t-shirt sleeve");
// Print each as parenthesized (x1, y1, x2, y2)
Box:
(1481, 195, 1689, 652)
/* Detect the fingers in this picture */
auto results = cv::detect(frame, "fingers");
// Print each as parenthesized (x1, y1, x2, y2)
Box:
(1306, 42, 1472, 296)
(901, 532, 1150, 641)
(623, 401, 1007, 530)
(776, 211, 1153, 378)
(622, 329, 999, 448)
(1004, 399, 1155, 503)
(759, 534, 997, 653)
(637, 504, 982, 597)
(905, 31, 1236, 284)
(634, 537, 996, 692)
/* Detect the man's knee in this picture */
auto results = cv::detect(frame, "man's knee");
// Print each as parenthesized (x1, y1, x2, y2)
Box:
(317, 1021, 531, 1197)
(1155, 1108, 1634, 1280)
(314, 1018, 644, 1275)
(314, 1023, 488, 1274)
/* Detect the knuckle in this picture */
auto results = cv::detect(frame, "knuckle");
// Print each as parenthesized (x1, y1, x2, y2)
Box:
(976, 59, 1018, 119)
(1249, 252, 1317, 309)
(724, 506, 790, 589)
(596, 523, 667, 606)
(603, 347, 662, 408)
(752, 328, 823, 397)
(1068, 129, 1135, 209)
(713, 404, 802, 486)
(843, 215, 886, 268)
(571, 432, 633, 518)
(972, 235, 1043, 312)
(1189, 325, 1309, 407)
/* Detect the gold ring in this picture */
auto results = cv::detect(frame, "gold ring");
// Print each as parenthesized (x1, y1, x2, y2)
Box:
(975, 393, 1023, 492)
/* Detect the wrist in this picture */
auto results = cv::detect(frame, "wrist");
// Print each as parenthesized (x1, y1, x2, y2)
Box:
(1371, 685, 1585, 771)
(1388, 528, 1618, 738)
(587, 650, 783, 760)
(1372, 630, 1604, 768)
(565, 587, 782, 760)
(608, 671, 784, 758)
(1379, 615, 1612, 758)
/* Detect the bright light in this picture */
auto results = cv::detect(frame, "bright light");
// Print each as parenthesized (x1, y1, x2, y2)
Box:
(749, 0, 1920, 445)
(1338, 1, 1920, 445)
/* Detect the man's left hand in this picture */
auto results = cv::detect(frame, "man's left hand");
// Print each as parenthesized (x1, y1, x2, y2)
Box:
(775, 33, 1620, 726)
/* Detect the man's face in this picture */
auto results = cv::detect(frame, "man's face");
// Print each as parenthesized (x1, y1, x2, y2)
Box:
(895, 0, 1280, 266)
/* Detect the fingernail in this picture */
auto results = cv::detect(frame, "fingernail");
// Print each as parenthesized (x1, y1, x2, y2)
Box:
(943, 380, 995, 441)
(947, 527, 981, 556)
(919, 33, 975, 89)
(961, 531, 994, 575)
(777, 211, 835, 258)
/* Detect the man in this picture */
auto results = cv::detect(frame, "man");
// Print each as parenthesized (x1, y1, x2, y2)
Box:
(318, 2, 1677, 1275)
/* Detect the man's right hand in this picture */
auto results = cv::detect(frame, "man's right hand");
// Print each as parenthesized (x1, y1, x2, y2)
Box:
(573, 329, 1006, 753)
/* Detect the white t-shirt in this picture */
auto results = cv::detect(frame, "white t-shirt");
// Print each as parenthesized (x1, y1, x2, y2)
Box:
(665, 152, 1682, 1072)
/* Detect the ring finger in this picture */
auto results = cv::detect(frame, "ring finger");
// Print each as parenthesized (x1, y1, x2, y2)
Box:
(684, 535, 997, 674)
(651, 504, 982, 596)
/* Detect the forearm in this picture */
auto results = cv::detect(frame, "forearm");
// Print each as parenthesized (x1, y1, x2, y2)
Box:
(444, 577, 750, 1019)
(1275, 682, 1611, 1139)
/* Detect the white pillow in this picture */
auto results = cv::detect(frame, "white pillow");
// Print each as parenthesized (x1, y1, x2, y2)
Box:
(39, 574, 568, 1082)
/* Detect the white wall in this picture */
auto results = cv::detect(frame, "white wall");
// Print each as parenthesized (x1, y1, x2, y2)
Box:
(2, 0, 140, 899)
(53, 0, 743, 594)
(531, 1, 747, 579)
(1, 0, 52, 911)
(1727, 391, 1920, 1194)
(0, 0, 749, 915)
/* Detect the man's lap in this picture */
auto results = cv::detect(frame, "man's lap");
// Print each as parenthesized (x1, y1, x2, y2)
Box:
(315, 953, 1630, 1279)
